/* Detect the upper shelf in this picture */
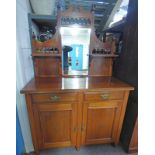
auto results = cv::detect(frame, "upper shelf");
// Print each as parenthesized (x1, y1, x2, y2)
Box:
(29, 13, 57, 30)
(88, 54, 119, 58)
(32, 52, 61, 57)
(29, 13, 56, 23)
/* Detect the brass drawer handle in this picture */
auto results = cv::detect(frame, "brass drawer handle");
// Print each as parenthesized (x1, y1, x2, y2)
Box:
(101, 94, 109, 100)
(50, 96, 60, 101)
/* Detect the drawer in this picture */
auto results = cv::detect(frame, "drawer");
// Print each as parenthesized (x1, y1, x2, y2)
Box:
(32, 92, 78, 103)
(84, 91, 124, 101)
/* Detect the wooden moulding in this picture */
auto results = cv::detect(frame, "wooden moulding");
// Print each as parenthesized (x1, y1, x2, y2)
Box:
(57, 5, 94, 28)
(57, 5, 115, 54)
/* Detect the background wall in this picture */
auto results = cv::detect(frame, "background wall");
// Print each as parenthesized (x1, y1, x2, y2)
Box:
(16, 108, 25, 155)
(16, 0, 34, 153)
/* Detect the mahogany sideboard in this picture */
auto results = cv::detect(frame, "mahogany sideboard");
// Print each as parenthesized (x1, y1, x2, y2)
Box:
(21, 76, 134, 155)
(22, 6, 135, 155)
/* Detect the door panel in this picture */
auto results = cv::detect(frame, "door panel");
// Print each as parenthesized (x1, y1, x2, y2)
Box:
(40, 111, 71, 143)
(86, 108, 115, 140)
(33, 102, 77, 149)
(82, 101, 122, 144)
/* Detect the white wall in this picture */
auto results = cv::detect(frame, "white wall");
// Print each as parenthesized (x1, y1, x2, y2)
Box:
(32, 21, 39, 37)
(29, 0, 56, 15)
(16, 0, 34, 153)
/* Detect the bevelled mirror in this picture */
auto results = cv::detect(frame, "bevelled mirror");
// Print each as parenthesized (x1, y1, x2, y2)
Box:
(60, 27, 91, 76)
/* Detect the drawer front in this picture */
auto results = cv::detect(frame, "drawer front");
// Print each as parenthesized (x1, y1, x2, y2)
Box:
(84, 91, 124, 101)
(32, 92, 78, 103)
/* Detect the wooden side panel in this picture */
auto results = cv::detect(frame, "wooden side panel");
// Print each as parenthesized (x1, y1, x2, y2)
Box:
(128, 118, 138, 153)
(89, 57, 113, 76)
(25, 94, 40, 155)
(34, 57, 62, 77)
(115, 91, 130, 144)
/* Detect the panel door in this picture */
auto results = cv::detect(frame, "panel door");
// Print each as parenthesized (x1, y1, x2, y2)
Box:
(33, 102, 77, 149)
(81, 100, 122, 145)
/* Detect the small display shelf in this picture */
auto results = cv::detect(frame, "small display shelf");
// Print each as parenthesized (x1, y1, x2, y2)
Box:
(89, 54, 119, 58)
(32, 52, 61, 57)
(92, 48, 111, 54)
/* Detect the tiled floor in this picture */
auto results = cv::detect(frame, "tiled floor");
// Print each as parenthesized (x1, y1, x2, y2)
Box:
(27, 144, 138, 155)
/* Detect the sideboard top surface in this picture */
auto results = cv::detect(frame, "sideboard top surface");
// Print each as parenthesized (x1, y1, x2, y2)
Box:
(21, 76, 134, 94)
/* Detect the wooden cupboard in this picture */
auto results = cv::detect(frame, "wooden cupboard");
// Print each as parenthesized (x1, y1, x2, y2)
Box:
(21, 77, 133, 154)
(20, 5, 135, 155)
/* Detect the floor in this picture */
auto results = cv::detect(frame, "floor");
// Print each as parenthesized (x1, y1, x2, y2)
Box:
(26, 144, 138, 155)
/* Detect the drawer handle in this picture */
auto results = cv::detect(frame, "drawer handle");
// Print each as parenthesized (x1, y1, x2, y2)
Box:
(101, 94, 109, 100)
(50, 96, 60, 101)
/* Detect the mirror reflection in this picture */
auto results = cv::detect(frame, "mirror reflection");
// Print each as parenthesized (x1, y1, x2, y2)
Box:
(60, 27, 91, 76)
